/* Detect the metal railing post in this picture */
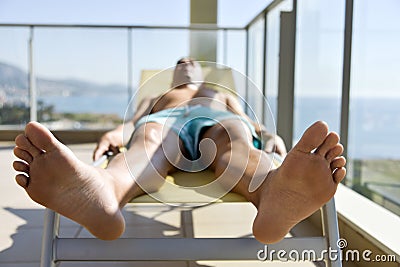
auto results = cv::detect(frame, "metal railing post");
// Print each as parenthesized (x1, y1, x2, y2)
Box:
(340, 0, 354, 180)
(225, 29, 229, 65)
(126, 27, 134, 119)
(28, 26, 37, 122)
(276, 0, 297, 149)
(245, 28, 250, 114)
(262, 12, 268, 125)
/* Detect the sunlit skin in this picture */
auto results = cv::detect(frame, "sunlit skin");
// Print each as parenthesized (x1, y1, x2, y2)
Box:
(13, 58, 346, 242)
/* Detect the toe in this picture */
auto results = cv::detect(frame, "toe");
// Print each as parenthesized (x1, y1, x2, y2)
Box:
(14, 147, 33, 164)
(315, 132, 339, 158)
(326, 144, 344, 162)
(294, 121, 329, 153)
(15, 174, 29, 188)
(330, 156, 346, 171)
(13, 160, 30, 173)
(25, 121, 59, 152)
(15, 134, 42, 157)
(333, 167, 346, 183)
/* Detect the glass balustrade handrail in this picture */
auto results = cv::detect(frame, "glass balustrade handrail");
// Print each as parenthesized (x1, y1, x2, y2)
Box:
(0, 23, 243, 31)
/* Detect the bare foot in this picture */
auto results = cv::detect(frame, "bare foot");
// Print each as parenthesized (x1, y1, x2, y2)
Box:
(13, 122, 125, 240)
(252, 121, 346, 244)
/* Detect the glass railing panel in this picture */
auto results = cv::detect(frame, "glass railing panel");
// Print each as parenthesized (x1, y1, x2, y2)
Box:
(0, 27, 30, 126)
(293, 0, 345, 144)
(264, 0, 292, 132)
(218, 30, 247, 107)
(132, 28, 190, 85)
(34, 27, 128, 129)
(247, 17, 265, 122)
(265, 10, 280, 130)
(219, 30, 246, 74)
(0, 26, 244, 132)
(347, 0, 400, 215)
(130, 28, 190, 115)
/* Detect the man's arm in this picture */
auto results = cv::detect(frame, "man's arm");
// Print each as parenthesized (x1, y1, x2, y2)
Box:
(130, 95, 156, 126)
(93, 96, 156, 160)
(225, 94, 287, 156)
(225, 94, 263, 134)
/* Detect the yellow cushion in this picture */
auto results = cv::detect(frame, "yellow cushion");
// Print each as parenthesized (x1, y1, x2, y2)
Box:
(130, 154, 282, 205)
(131, 170, 247, 205)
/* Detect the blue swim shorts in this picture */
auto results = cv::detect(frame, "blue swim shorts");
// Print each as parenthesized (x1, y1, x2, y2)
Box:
(134, 105, 262, 160)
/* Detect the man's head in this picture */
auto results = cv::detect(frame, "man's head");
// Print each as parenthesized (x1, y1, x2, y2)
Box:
(171, 57, 203, 89)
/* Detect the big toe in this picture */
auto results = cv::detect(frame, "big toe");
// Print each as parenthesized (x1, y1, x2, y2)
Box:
(294, 121, 329, 153)
(25, 122, 60, 152)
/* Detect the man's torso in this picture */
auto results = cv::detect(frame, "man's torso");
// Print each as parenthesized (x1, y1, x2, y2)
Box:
(150, 87, 229, 114)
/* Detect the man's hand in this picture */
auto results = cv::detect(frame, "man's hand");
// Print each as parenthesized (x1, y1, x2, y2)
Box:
(93, 127, 124, 161)
(260, 131, 287, 157)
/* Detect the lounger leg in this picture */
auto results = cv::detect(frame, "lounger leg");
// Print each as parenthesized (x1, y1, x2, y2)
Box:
(40, 209, 60, 267)
(39, 154, 108, 266)
(321, 197, 342, 267)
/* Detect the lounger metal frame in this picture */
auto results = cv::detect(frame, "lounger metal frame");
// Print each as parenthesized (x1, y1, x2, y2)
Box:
(40, 196, 342, 266)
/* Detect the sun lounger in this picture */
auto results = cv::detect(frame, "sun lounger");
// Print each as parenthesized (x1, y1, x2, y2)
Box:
(40, 67, 342, 267)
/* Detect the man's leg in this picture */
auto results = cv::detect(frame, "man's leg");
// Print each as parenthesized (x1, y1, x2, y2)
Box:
(201, 120, 346, 244)
(12, 122, 180, 240)
(106, 122, 181, 205)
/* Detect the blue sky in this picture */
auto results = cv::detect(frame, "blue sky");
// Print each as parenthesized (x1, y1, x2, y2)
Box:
(0, 0, 268, 27)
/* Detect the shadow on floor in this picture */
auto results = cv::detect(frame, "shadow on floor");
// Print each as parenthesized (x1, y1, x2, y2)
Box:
(1, 207, 212, 267)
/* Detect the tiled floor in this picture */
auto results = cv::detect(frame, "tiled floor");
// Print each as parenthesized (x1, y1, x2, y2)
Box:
(0, 142, 317, 266)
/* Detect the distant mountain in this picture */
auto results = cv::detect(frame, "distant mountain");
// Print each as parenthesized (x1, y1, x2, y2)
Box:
(0, 62, 127, 98)
(0, 62, 28, 90)
(37, 77, 127, 96)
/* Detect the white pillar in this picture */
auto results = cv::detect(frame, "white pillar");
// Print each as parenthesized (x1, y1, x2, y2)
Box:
(190, 0, 218, 62)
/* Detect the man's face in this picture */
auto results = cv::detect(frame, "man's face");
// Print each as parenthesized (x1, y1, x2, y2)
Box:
(171, 58, 203, 88)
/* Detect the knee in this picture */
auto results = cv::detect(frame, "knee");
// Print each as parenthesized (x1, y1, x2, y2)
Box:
(220, 119, 253, 142)
(132, 124, 163, 146)
(213, 152, 230, 177)
(143, 127, 163, 145)
(213, 140, 259, 176)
